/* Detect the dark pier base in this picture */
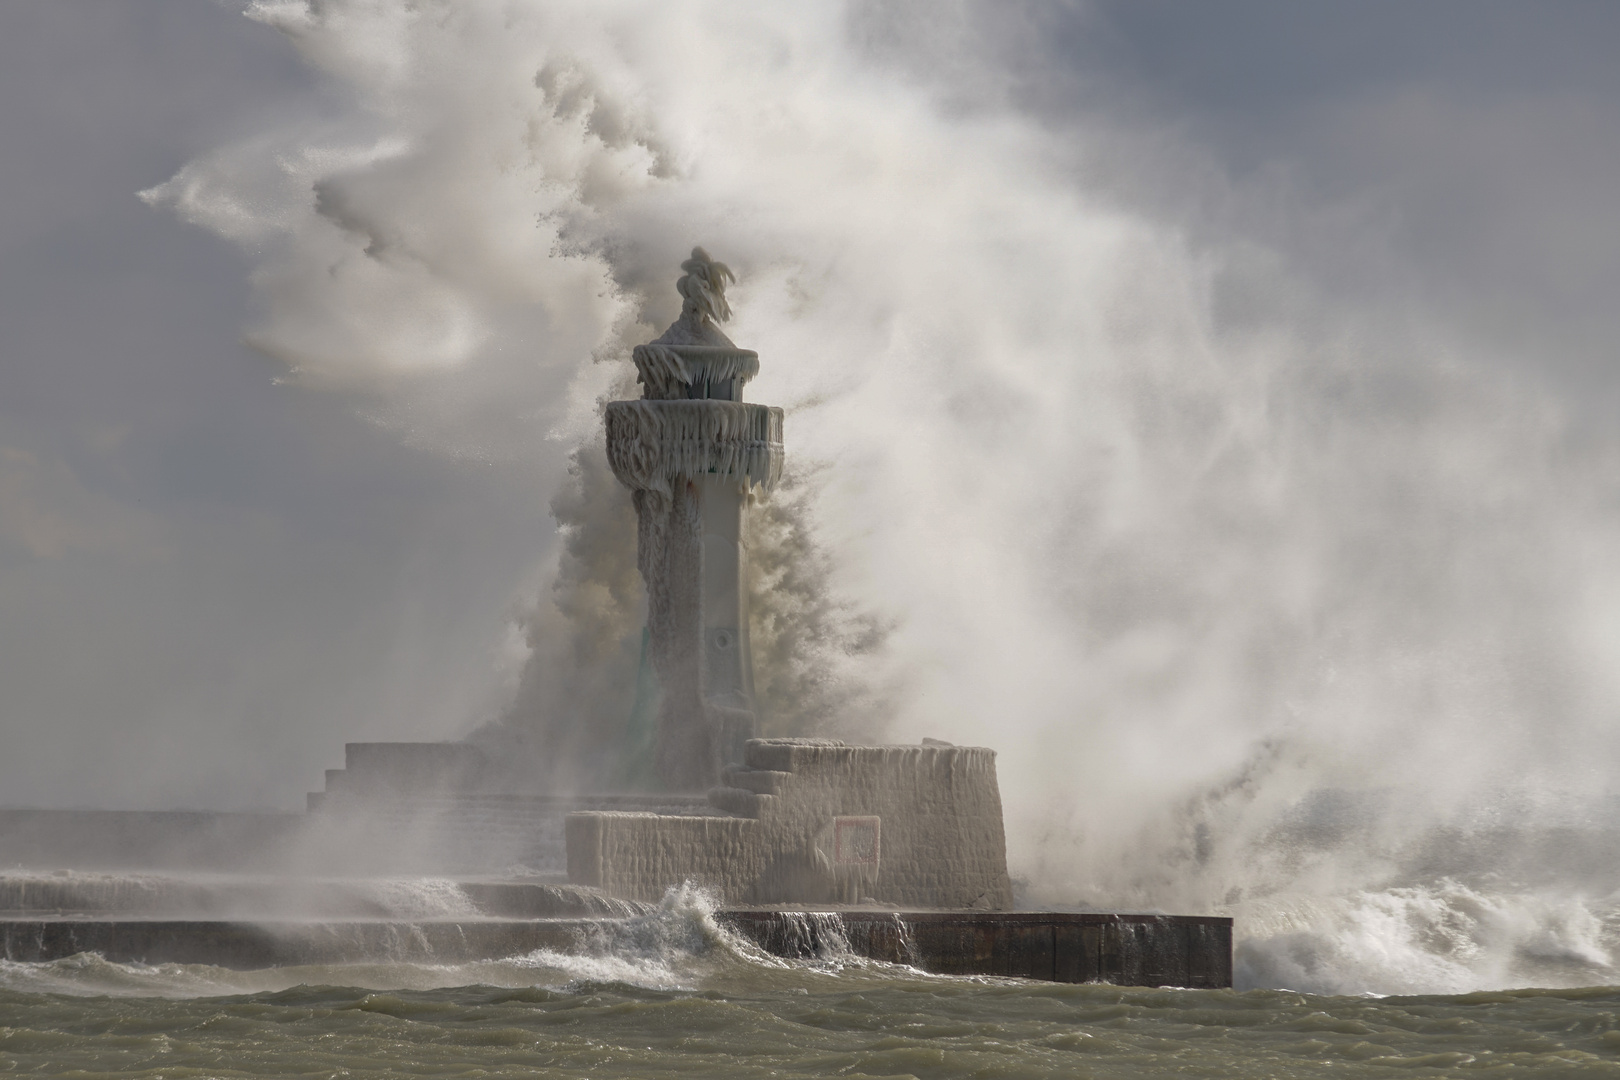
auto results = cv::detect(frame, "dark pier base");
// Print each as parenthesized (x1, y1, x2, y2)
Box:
(722, 911, 1232, 988)
(0, 911, 1231, 987)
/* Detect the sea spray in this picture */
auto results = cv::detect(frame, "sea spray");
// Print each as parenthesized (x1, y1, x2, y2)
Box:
(141, 0, 1620, 993)
(0, 872, 481, 920)
(514, 884, 929, 986)
(1235, 881, 1620, 996)
(504, 883, 779, 988)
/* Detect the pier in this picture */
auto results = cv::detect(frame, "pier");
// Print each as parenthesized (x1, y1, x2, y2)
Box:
(0, 909, 1230, 987)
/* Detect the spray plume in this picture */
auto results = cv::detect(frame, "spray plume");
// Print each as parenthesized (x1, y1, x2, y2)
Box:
(141, 0, 1620, 992)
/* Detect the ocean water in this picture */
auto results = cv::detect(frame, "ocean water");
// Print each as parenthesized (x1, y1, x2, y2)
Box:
(7, 889, 1620, 1078)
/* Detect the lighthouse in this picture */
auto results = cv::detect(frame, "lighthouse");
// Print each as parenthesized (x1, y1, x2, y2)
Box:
(605, 249, 784, 789)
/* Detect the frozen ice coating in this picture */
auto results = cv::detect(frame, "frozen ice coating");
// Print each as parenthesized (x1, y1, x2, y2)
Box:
(607, 251, 785, 790)
(588, 259, 1018, 915)
(605, 401, 782, 494)
(568, 739, 1016, 908)
(285, 256, 1027, 931)
(631, 347, 762, 402)
(671, 247, 736, 340)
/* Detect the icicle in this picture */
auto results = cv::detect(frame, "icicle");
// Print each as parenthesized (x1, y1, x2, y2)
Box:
(606, 400, 784, 495)
(632, 344, 761, 401)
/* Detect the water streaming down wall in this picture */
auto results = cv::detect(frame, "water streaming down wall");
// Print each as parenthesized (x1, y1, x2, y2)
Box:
(0, 868, 661, 969)
(719, 909, 1233, 987)
(0, 878, 1229, 988)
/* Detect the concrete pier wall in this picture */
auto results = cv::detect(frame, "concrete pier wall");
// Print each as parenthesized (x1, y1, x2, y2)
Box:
(0, 911, 1232, 986)
(568, 739, 1015, 908)
(0, 919, 584, 969)
(721, 910, 1234, 988)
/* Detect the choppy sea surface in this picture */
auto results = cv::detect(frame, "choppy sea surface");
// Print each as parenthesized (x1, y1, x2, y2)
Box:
(6, 889, 1620, 1078)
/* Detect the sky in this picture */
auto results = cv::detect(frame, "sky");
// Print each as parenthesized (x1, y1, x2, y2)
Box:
(0, 1, 555, 809)
(2, 0, 1618, 816)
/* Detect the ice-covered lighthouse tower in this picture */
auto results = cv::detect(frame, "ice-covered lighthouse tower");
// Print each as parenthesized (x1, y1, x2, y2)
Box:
(605, 249, 784, 790)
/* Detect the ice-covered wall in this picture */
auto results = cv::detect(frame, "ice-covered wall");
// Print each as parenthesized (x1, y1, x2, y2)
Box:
(566, 739, 1015, 909)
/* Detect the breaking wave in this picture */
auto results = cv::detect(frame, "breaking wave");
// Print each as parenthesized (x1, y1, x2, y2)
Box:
(0, 883, 919, 1000)
(1237, 880, 1620, 996)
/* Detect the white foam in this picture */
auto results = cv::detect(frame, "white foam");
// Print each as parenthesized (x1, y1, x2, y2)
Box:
(511, 882, 756, 990)
(0, 883, 732, 998)
(1235, 879, 1620, 995)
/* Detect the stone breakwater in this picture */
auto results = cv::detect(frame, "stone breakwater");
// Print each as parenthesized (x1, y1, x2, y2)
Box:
(0, 910, 1231, 987)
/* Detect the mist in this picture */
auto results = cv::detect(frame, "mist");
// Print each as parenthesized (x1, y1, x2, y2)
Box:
(7, 0, 1620, 994)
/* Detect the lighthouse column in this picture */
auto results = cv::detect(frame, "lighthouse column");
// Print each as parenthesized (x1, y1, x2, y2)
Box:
(698, 473, 755, 712)
(604, 248, 782, 790)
